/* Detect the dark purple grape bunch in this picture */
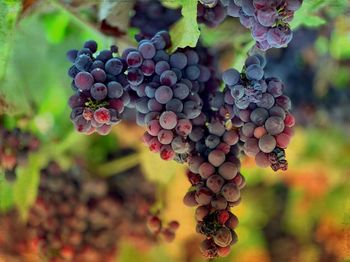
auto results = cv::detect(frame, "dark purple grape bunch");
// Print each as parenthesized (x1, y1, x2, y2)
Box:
(67, 40, 130, 135)
(0, 125, 40, 182)
(120, 31, 210, 161)
(223, 0, 303, 50)
(146, 215, 180, 243)
(130, 0, 181, 39)
(198, 210, 239, 258)
(25, 161, 121, 261)
(197, 0, 227, 28)
(217, 54, 296, 171)
(182, 116, 246, 258)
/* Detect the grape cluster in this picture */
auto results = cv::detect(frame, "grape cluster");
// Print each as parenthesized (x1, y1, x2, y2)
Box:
(147, 215, 180, 243)
(197, 0, 227, 28)
(130, 0, 181, 38)
(212, 54, 295, 171)
(65, 31, 297, 258)
(183, 117, 246, 258)
(0, 125, 40, 182)
(0, 162, 158, 261)
(67, 40, 130, 135)
(120, 31, 212, 161)
(223, 0, 303, 50)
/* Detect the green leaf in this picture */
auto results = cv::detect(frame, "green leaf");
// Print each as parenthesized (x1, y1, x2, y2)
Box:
(13, 153, 44, 220)
(0, 175, 14, 212)
(302, 15, 326, 27)
(290, 0, 345, 29)
(0, 0, 21, 81)
(42, 11, 70, 44)
(0, 0, 21, 113)
(169, 0, 200, 52)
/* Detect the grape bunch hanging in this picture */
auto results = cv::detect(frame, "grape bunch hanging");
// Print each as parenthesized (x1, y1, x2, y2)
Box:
(0, 125, 40, 182)
(0, 162, 166, 261)
(66, 27, 295, 257)
(198, 0, 302, 50)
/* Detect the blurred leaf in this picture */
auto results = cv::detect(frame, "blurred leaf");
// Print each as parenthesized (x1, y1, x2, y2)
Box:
(290, 0, 327, 29)
(0, 176, 14, 212)
(96, 153, 139, 177)
(302, 16, 326, 27)
(0, 0, 21, 80)
(0, 0, 21, 113)
(13, 153, 43, 220)
(330, 17, 350, 60)
(139, 147, 185, 184)
(169, 0, 200, 52)
(161, 0, 181, 9)
(98, 0, 135, 33)
(42, 11, 69, 43)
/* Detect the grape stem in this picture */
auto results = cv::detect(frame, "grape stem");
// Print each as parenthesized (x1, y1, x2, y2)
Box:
(49, 0, 132, 47)
(96, 153, 139, 177)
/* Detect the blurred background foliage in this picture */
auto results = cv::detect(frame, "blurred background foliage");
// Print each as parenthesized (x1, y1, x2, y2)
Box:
(0, 0, 350, 261)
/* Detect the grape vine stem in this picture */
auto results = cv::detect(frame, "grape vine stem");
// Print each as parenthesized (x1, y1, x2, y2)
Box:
(49, 0, 132, 47)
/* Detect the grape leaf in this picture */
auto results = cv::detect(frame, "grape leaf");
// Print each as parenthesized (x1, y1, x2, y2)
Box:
(290, 0, 343, 29)
(0, 0, 21, 114)
(99, 0, 136, 34)
(0, 0, 21, 81)
(169, 0, 200, 52)
(13, 153, 44, 220)
(0, 175, 14, 212)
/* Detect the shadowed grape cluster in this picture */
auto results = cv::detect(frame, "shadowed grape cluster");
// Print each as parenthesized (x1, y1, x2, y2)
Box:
(0, 162, 158, 261)
(146, 215, 180, 243)
(197, 0, 227, 28)
(130, 0, 181, 38)
(0, 125, 40, 182)
(223, 0, 303, 50)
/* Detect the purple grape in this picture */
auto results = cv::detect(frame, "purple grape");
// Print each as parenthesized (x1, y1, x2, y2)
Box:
(159, 111, 178, 129)
(158, 129, 174, 145)
(74, 54, 92, 71)
(74, 72, 94, 91)
(221, 183, 240, 202)
(265, 116, 285, 135)
(107, 81, 124, 99)
(66, 49, 78, 63)
(160, 70, 177, 86)
(185, 50, 199, 65)
(186, 65, 201, 80)
(127, 68, 144, 86)
(126, 51, 143, 67)
(206, 174, 225, 193)
(173, 83, 190, 100)
(267, 26, 293, 48)
(231, 85, 245, 100)
(256, 8, 278, 27)
(141, 59, 155, 76)
(258, 134, 276, 153)
(222, 68, 240, 86)
(256, 93, 275, 109)
(155, 85, 173, 104)
(155, 61, 170, 75)
(250, 107, 269, 125)
(227, 1, 240, 17)
(246, 64, 264, 80)
(169, 52, 187, 69)
(91, 83, 108, 100)
(138, 41, 156, 59)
